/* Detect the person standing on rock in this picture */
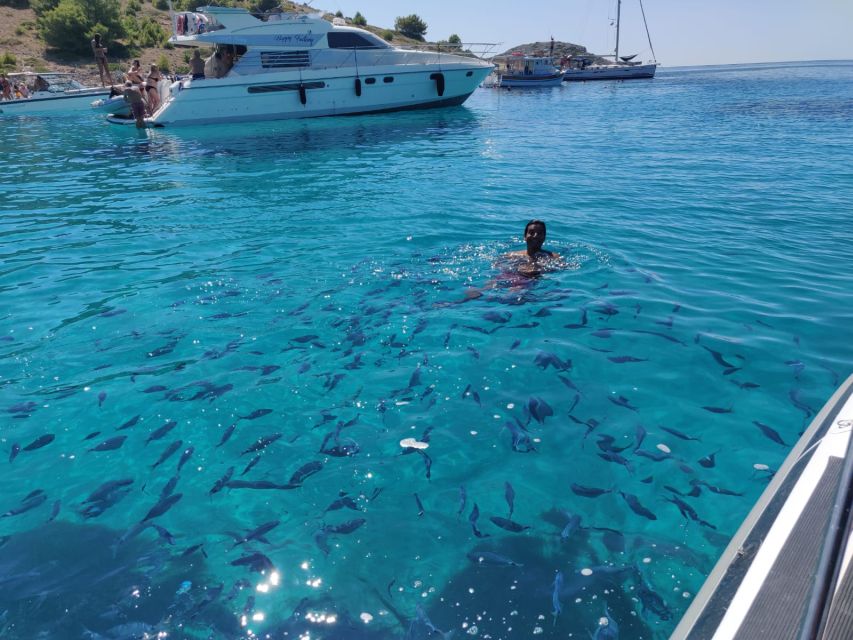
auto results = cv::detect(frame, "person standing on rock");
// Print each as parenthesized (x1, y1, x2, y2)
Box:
(91, 33, 114, 86)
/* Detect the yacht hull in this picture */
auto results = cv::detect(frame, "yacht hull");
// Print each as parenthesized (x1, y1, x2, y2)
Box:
(151, 66, 490, 126)
(561, 63, 656, 81)
(0, 89, 111, 115)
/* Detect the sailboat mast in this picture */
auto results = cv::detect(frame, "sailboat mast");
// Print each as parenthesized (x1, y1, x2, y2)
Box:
(614, 0, 621, 61)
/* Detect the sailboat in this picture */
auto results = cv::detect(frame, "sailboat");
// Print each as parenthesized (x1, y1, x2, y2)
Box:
(561, 0, 657, 81)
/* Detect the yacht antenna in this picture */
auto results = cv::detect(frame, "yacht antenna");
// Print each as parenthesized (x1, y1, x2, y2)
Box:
(614, 0, 621, 62)
(638, 0, 657, 62)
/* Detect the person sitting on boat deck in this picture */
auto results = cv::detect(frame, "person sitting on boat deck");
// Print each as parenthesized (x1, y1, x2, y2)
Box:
(122, 81, 147, 129)
(0, 74, 11, 101)
(190, 50, 205, 80)
(144, 64, 163, 115)
(91, 33, 114, 87)
(204, 49, 223, 79)
(14, 82, 30, 99)
(126, 59, 145, 86)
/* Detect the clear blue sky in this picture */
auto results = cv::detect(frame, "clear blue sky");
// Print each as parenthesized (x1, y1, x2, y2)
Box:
(322, 0, 853, 66)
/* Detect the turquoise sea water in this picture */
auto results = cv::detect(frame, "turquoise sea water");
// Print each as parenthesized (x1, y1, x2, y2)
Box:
(1, 60, 852, 639)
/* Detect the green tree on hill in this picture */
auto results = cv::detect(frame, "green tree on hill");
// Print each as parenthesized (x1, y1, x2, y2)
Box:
(353, 12, 367, 26)
(38, 0, 124, 55)
(394, 14, 427, 41)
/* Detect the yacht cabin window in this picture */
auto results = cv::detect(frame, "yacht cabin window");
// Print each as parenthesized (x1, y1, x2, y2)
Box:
(326, 31, 388, 49)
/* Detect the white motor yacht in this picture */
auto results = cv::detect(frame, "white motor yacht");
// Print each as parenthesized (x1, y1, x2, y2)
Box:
(123, 6, 493, 127)
(0, 72, 111, 115)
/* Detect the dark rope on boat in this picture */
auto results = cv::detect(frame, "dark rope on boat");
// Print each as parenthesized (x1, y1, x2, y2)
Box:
(638, 0, 657, 62)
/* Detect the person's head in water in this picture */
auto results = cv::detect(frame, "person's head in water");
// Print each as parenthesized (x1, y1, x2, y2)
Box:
(524, 219, 547, 255)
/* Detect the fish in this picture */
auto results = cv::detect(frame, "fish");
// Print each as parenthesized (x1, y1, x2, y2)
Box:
(240, 409, 273, 421)
(145, 420, 178, 445)
(231, 553, 274, 573)
(592, 329, 614, 338)
(564, 308, 588, 329)
(489, 516, 530, 532)
(469, 503, 490, 538)
(635, 572, 673, 621)
(560, 512, 582, 540)
(241, 433, 282, 455)
(143, 385, 168, 394)
(417, 449, 433, 480)
(225, 480, 294, 490)
(785, 359, 805, 379)
(504, 481, 515, 519)
(484, 311, 511, 324)
(47, 499, 61, 522)
(609, 355, 648, 364)
(159, 475, 179, 500)
(635, 448, 671, 462)
(9, 443, 20, 462)
(141, 493, 182, 522)
(665, 493, 716, 529)
(457, 485, 467, 518)
(620, 492, 657, 520)
(467, 550, 522, 566)
(570, 483, 611, 498)
(534, 351, 572, 371)
(527, 396, 554, 424)
(89, 435, 127, 452)
(176, 446, 194, 472)
(232, 520, 280, 548)
(117, 414, 141, 431)
(22, 434, 55, 452)
(288, 460, 323, 485)
(98, 391, 107, 407)
(504, 420, 536, 453)
(634, 424, 647, 451)
(629, 328, 687, 345)
(789, 389, 816, 419)
(414, 492, 425, 517)
(552, 571, 564, 623)
(151, 440, 183, 469)
(703, 346, 738, 370)
(241, 454, 262, 476)
(209, 467, 234, 495)
(598, 450, 633, 472)
(732, 380, 760, 389)
(702, 406, 733, 414)
(2, 490, 47, 517)
(557, 375, 581, 393)
(323, 518, 366, 535)
(694, 480, 743, 497)
(698, 451, 717, 468)
(609, 395, 638, 411)
(659, 425, 701, 441)
(753, 420, 786, 446)
(325, 495, 360, 513)
(217, 423, 237, 447)
(83, 431, 101, 441)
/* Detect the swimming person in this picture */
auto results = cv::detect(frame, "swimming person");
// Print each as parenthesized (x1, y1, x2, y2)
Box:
(503, 219, 561, 273)
(447, 220, 564, 305)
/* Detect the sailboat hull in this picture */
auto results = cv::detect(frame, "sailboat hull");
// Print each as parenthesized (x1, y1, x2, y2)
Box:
(562, 62, 656, 81)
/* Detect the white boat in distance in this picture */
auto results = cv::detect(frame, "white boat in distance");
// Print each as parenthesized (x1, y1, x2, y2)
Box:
(494, 54, 564, 88)
(133, 6, 493, 127)
(562, 0, 657, 81)
(0, 72, 110, 115)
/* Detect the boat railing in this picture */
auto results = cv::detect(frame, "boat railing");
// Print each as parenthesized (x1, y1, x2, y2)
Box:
(302, 46, 496, 72)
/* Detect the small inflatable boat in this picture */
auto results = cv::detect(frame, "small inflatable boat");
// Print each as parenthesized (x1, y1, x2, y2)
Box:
(671, 374, 853, 639)
(91, 94, 131, 117)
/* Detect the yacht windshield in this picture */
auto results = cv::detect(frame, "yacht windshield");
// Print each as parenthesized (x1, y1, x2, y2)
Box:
(326, 31, 388, 50)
